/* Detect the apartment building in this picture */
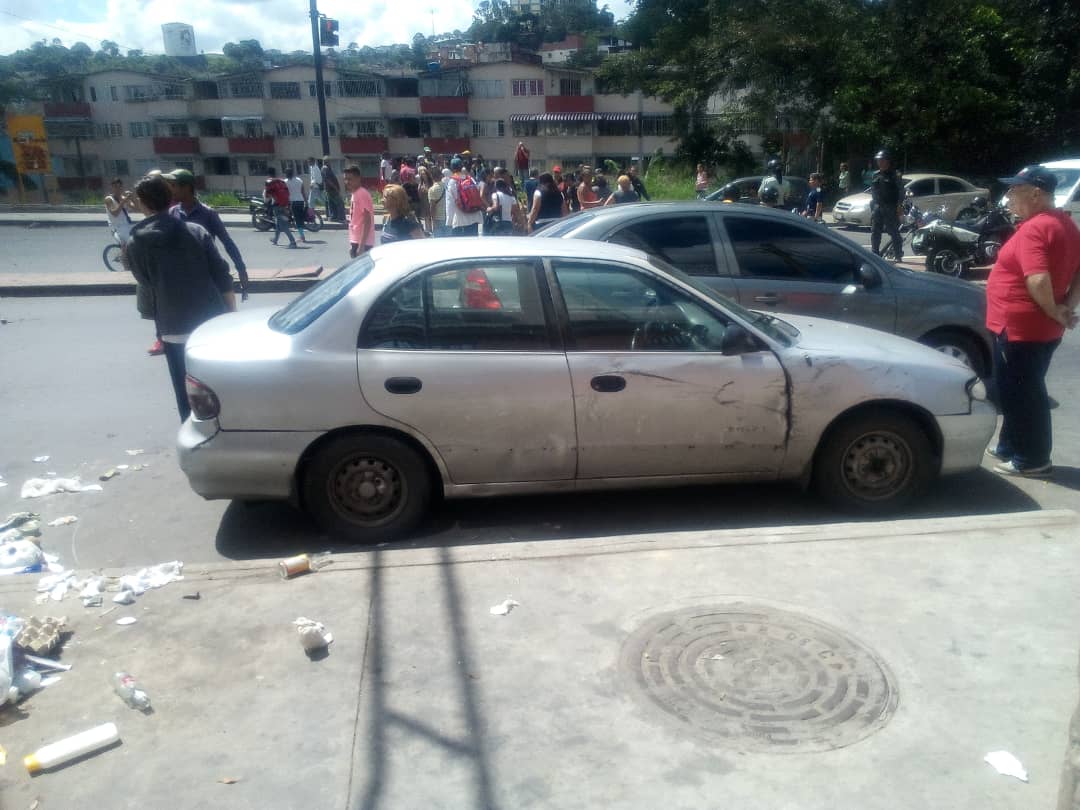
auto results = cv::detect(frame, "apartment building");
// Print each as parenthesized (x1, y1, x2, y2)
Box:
(38, 55, 690, 195)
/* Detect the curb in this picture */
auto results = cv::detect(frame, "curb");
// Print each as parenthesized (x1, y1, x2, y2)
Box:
(0, 278, 318, 298)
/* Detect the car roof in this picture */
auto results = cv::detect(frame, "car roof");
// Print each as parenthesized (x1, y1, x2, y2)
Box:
(369, 236, 653, 270)
(902, 173, 968, 183)
(537, 200, 804, 221)
(1041, 158, 1080, 169)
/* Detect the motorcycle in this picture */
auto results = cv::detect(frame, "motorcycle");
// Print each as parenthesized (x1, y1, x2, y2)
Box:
(248, 197, 323, 233)
(910, 200, 1014, 277)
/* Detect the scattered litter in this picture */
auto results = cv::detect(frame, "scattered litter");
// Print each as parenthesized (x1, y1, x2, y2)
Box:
(131, 464, 146, 471)
(32, 456, 50, 463)
(182, 591, 201, 601)
(115, 616, 137, 626)
(117, 560, 184, 596)
(112, 590, 136, 605)
(36, 571, 75, 602)
(99, 469, 119, 482)
(0, 512, 39, 533)
(125, 449, 144, 456)
(46, 516, 78, 527)
(294, 617, 333, 653)
(0, 636, 16, 705)
(0, 615, 24, 640)
(707, 654, 725, 660)
(116, 464, 130, 470)
(0, 744, 5, 765)
(984, 750, 1028, 782)
(13, 668, 42, 695)
(0, 539, 46, 576)
(112, 671, 151, 711)
(24, 722, 120, 773)
(99, 606, 118, 618)
(489, 599, 520, 616)
(23, 654, 71, 672)
(0, 481, 7, 488)
(39, 675, 62, 688)
(218, 776, 241, 785)
(15, 616, 67, 656)
(20, 478, 102, 499)
(79, 576, 104, 607)
(279, 551, 332, 579)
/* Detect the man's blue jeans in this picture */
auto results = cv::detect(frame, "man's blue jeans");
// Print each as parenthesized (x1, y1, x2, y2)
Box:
(272, 205, 296, 245)
(991, 332, 1060, 469)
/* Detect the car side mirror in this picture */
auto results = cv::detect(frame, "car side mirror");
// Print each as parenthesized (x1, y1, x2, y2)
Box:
(857, 263, 882, 289)
(721, 324, 758, 356)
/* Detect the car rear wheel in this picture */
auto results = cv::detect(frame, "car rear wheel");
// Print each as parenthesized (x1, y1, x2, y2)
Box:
(920, 329, 987, 377)
(813, 411, 934, 514)
(303, 434, 431, 542)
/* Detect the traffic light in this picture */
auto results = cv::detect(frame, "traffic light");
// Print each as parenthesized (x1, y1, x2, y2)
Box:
(320, 17, 339, 47)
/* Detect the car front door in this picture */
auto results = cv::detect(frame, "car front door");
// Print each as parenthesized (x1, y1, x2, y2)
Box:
(717, 212, 898, 332)
(549, 258, 788, 480)
(356, 260, 576, 484)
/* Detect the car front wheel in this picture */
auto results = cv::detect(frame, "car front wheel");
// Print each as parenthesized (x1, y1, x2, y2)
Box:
(813, 411, 934, 514)
(303, 434, 431, 542)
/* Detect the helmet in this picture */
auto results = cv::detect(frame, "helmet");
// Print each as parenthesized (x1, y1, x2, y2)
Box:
(766, 158, 783, 172)
(875, 149, 892, 161)
(760, 186, 779, 204)
(971, 196, 987, 208)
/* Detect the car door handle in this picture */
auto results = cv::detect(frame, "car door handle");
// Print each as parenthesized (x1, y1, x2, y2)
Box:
(384, 377, 422, 395)
(753, 294, 781, 305)
(590, 375, 626, 393)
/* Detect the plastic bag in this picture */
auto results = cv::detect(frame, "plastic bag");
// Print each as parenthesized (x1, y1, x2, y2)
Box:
(0, 539, 46, 576)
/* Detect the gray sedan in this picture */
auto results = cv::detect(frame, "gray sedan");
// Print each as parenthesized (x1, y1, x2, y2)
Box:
(178, 238, 996, 542)
(534, 202, 993, 377)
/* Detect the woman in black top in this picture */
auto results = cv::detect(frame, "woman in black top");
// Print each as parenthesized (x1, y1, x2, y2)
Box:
(380, 184, 427, 244)
(527, 173, 569, 233)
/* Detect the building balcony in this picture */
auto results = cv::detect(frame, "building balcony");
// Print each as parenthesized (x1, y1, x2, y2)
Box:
(419, 97, 469, 115)
(227, 136, 275, 153)
(43, 102, 92, 120)
(339, 136, 389, 154)
(545, 96, 595, 114)
(425, 137, 470, 154)
(153, 136, 200, 154)
(57, 176, 103, 191)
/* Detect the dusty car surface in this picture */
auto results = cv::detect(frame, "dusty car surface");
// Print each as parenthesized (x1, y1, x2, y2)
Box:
(179, 238, 996, 541)
(833, 173, 989, 226)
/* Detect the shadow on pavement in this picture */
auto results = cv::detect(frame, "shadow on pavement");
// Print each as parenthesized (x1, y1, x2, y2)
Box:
(213, 469, 1041, 562)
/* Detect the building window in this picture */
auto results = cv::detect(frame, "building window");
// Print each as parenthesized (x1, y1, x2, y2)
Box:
(512, 121, 539, 138)
(223, 119, 265, 138)
(559, 78, 582, 96)
(421, 118, 465, 138)
(338, 77, 382, 97)
(307, 81, 333, 98)
(280, 159, 306, 174)
(274, 120, 306, 138)
(269, 82, 302, 99)
(199, 119, 224, 137)
(389, 118, 421, 138)
(640, 116, 675, 137)
(109, 86, 118, 101)
(224, 77, 264, 98)
(103, 159, 130, 176)
(511, 79, 544, 97)
(597, 119, 636, 137)
(340, 119, 384, 137)
(97, 122, 123, 138)
(129, 121, 152, 138)
(470, 79, 504, 98)
(248, 159, 270, 176)
(204, 156, 237, 175)
(313, 122, 338, 137)
(472, 120, 505, 138)
(154, 120, 190, 137)
(419, 77, 467, 97)
(89, 86, 97, 102)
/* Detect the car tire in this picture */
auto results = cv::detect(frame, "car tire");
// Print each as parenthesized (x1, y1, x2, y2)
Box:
(813, 411, 934, 514)
(303, 434, 431, 542)
(920, 329, 988, 377)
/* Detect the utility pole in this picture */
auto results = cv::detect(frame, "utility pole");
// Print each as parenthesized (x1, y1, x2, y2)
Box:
(309, 0, 330, 158)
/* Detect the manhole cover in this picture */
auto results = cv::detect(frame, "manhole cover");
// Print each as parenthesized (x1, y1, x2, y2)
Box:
(620, 605, 898, 752)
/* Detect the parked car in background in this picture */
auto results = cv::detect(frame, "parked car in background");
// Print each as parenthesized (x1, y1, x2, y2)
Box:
(1000, 158, 1080, 226)
(534, 202, 993, 376)
(705, 176, 810, 210)
(179, 238, 995, 541)
(833, 173, 989, 226)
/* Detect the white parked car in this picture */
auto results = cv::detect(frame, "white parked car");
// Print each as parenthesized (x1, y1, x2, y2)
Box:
(178, 239, 996, 541)
(833, 173, 989, 226)
(1000, 159, 1080, 226)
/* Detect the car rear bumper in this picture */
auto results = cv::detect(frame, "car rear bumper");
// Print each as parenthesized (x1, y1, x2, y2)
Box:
(832, 210, 870, 226)
(937, 401, 998, 474)
(177, 418, 322, 500)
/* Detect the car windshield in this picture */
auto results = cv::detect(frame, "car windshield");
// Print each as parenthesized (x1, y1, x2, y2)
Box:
(1050, 168, 1080, 191)
(643, 254, 798, 346)
(269, 255, 374, 334)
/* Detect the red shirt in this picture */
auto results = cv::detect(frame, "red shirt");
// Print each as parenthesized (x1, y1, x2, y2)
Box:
(986, 209, 1080, 341)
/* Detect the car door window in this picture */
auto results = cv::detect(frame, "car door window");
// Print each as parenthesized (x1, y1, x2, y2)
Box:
(937, 178, 965, 194)
(721, 216, 857, 282)
(360, 262, 552, 351)
(906, 179, 934, 197)
(552, 260, 734, 352)
(607, 215, 719, 276)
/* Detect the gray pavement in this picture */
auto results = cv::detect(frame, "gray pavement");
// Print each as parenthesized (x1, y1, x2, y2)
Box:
(0, 509, 1076, 808)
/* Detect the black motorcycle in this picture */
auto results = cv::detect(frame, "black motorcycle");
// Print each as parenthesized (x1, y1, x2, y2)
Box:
(910, 199, 1014, 276)
(248, 197, 323, 232)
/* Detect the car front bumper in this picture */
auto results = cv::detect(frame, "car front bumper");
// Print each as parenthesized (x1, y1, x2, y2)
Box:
(832, 209, 870, 226)
(177, 418, 323, 500)
(937, 400, 998, 475)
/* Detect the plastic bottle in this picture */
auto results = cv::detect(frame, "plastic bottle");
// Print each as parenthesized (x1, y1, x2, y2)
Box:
(23, 722, 120, 773)
(112, 671, 151, 711)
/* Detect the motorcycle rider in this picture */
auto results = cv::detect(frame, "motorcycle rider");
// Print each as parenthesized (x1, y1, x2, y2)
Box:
(757, 159, 787, 207)
(870, 148, 905, 261)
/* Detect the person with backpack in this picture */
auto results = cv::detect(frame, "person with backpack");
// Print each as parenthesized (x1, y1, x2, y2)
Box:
(446, 156, 484, 236)
(264, 167, 297, 248)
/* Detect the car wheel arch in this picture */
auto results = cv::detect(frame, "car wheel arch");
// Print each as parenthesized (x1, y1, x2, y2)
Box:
(918, 327, 991, 378)
(811, 400, 943, 472)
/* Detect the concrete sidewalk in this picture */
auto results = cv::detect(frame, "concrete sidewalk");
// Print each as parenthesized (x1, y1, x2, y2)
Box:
(1, 509, 1076, 809)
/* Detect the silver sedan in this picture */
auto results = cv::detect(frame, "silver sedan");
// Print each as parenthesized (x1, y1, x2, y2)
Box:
(178, 238, 997, 541)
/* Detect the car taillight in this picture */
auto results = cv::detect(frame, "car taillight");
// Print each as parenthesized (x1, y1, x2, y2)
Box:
(185, 375, 220, 421)
(463, 269, 502, 310)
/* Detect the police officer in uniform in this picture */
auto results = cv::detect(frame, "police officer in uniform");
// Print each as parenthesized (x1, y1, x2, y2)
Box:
(870, 148, 905, 261)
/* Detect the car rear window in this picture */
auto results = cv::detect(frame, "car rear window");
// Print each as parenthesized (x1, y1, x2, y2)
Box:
(269, 255, 374, 334)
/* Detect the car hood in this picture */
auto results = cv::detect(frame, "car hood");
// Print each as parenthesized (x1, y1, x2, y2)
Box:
(836, 192, 871, 208)
(185, 306, 293, 361)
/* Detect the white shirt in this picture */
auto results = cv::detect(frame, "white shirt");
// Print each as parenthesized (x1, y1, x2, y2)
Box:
(381, 158, 392, 181)
(286, 176, 305, 202)
(308, 164, 322, 187)
(445, 176, 483, 229)
(492, 190, 515, 220)
(106, 201, 134, 244)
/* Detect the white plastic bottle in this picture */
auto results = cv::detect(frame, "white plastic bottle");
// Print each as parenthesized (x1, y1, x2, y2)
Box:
(24, 722, 120, 773)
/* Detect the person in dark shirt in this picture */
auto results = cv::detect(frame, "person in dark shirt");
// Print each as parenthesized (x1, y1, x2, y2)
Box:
(523, 168, 540, 206)
(629, 165, 650, 201)
(165, 168, 249, 300)
(802, 172, 825, 221)
(870, 149, 905, 261)
(380, 184, 427, 244)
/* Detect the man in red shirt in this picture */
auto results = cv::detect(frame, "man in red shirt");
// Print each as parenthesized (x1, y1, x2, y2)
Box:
(986, 165, 1080, 476)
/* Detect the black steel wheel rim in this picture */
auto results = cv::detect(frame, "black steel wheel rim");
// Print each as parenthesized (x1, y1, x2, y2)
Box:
(840, 430, 913, 501)
(327, 454, 407, 527)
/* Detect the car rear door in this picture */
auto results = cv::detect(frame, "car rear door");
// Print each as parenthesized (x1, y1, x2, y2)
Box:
(716, 211, 898, 332)
(356, 259, 576, 484)
(548, 258, 788, 479)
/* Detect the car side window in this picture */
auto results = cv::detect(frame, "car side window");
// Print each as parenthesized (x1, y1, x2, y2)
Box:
(721, 216, 857, 283)
(607, 215, 719, 276)
(552, 260, 733, 352)
(907, 179, 934, 196)
(937, 178, 966, 194)
(360, 263, 552, 351)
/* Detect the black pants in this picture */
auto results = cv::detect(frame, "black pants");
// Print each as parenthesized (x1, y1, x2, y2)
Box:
(290, 201, 307, 235)
(162, 340, 190, 423)
(991, 333, 1060, 469)
(871, 206, 903, 259)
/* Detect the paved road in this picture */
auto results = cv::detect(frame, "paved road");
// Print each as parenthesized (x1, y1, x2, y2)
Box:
(0, 221, 351, 276)
(2, 294, 1079, 571)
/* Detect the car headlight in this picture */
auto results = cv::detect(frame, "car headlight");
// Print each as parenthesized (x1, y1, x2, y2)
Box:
(966, 377, 988, 401)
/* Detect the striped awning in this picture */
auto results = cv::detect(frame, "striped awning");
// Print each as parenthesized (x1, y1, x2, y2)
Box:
(600, 112, 638, 121)
(509, 112, 639, 123)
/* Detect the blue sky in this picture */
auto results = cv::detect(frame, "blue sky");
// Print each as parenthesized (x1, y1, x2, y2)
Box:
(1, 1, 637, 56)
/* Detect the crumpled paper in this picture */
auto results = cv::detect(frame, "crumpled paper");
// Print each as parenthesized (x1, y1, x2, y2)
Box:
(36, 571, 76, 602)
(489, 598, 520, 616)
(984, 750, 1028, 782)
(20, 478, 102, 499)
(294, 617, 333, 652)
(47, 516, 78, 527)
(117, 561, 184, 596)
